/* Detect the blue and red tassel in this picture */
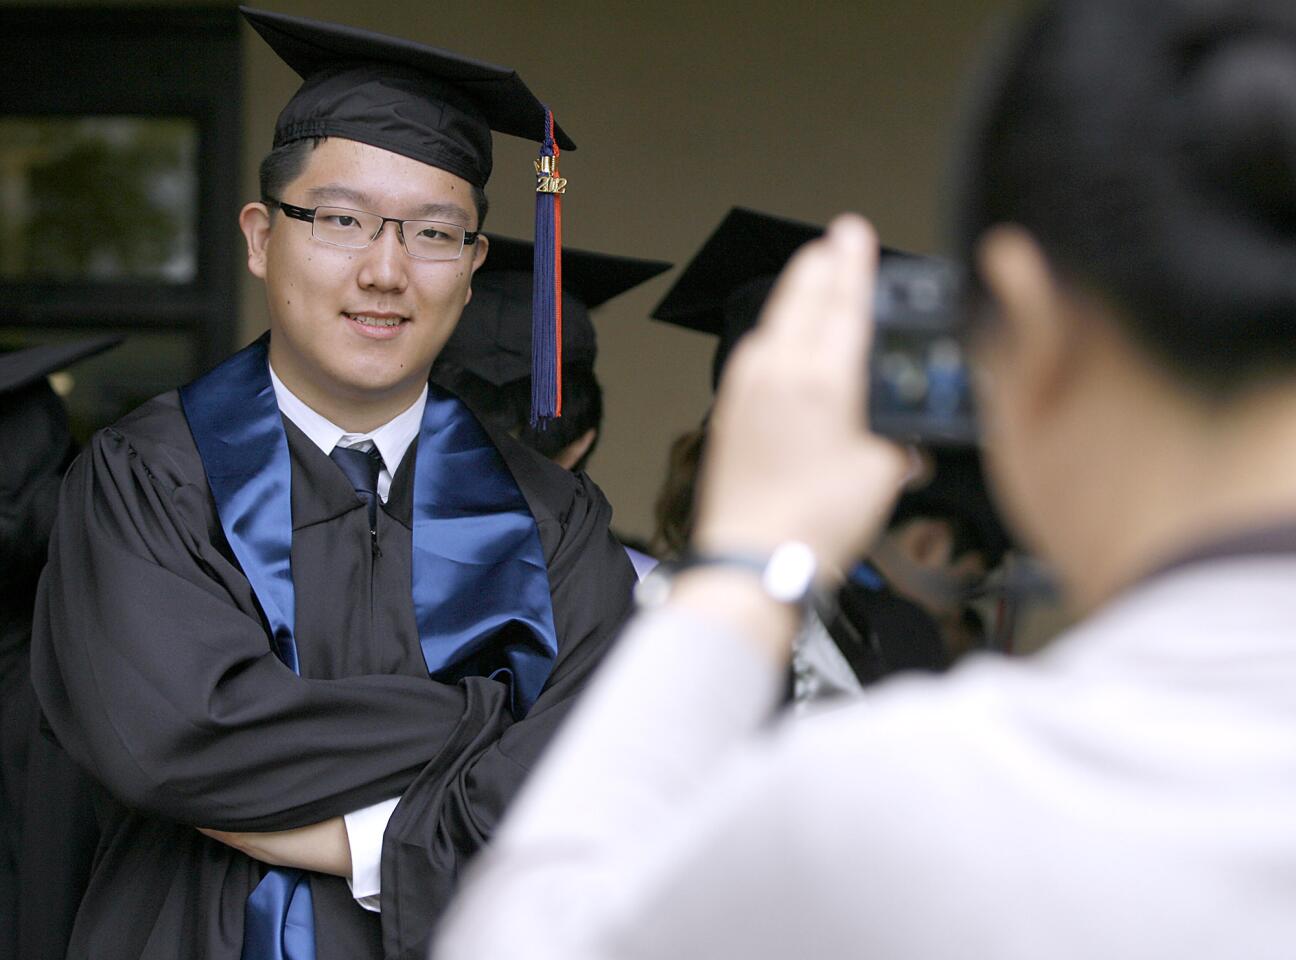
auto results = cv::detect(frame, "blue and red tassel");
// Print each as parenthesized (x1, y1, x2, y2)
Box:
(532, 108, 566, 426)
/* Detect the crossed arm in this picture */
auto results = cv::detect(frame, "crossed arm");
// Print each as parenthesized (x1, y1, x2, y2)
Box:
(200, 820, 352, 877)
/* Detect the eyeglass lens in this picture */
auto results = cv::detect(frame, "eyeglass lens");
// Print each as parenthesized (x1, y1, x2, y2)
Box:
(311, 207, 467, 260)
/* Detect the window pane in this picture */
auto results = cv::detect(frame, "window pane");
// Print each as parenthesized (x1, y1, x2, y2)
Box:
(0, 117, 198, 283)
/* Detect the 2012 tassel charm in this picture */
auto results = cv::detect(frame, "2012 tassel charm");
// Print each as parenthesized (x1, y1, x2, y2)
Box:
(535, 155, 567, 195)
(531, 108, 565, 425)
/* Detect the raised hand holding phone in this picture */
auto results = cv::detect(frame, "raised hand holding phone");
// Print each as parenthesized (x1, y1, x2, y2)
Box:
(692, 215, 911, 578)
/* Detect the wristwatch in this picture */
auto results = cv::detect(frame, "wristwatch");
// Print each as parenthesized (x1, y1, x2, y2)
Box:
(635, 541, 821, 614)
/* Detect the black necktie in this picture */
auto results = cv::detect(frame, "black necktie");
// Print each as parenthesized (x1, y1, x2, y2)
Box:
(330, 444, 384, 534)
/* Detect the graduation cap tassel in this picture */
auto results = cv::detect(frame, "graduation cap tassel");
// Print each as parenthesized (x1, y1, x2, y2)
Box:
(532, 108, 565, 426)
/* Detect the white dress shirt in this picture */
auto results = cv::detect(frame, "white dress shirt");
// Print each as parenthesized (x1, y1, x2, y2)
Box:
(791, 610, 864, 707)
(270, 363, 425, 912)
(269, 364, 425, 502)
(436, 555, 1296, 959)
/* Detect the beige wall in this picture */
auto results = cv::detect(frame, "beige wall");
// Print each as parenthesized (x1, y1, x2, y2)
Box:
(17, 0, 1023, 539)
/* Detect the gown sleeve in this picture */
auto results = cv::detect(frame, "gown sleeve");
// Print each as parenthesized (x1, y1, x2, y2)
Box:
(30, 426, 516, 831)
(379, 469, 637, 959)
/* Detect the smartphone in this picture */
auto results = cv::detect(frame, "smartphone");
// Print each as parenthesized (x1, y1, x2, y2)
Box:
(869, 256, 978, 446)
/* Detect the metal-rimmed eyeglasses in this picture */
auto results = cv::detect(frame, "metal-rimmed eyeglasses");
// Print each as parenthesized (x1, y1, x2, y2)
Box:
(264, 197, 479, 261)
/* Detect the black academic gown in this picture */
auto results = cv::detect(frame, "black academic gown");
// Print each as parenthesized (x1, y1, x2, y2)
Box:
(0, 381, 100, 960)
(825, 581, 949, 686)
(29, 389, 637, 960)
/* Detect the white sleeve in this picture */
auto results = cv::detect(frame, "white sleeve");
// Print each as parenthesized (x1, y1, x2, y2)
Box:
(342, 796, 400, 912)
(433, 607, 794, 960)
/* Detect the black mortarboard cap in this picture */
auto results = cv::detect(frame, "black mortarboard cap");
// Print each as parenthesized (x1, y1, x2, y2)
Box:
(438, 235, 672, 386)
(653, 208, 911, 388)
(241, 6, 576, 189)
(652, 208, 822, 338)
(0, 335, 122, 395)
(0, 336, 121, 589)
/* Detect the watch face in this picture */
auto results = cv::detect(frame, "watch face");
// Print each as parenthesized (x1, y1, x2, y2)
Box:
(762, 542, 818, 604)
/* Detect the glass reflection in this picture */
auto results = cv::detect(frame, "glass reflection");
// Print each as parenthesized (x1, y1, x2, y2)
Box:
(0, 117, 197, 283)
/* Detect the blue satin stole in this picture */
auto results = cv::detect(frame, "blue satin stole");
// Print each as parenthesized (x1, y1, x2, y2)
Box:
(179, 337, 559, 960)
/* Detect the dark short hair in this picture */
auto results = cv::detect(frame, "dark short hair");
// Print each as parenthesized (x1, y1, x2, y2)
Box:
(257, 137, 490, 228)
(516, 366, 602, 471)
(956, 0, 1296, 397)
(432, 361, 604, 472)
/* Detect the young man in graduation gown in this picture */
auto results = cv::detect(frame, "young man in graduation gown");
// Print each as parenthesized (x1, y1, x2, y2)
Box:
(29, 10, 636, 960)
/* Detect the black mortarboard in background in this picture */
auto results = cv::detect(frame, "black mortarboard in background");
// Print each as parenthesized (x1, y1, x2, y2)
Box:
(1, 334, 122, 581)
(0, 335, 122, 396)
(241, 7, 575, 189)
(438, 235, 672, 386)
(652, 208, 820, 338)
(652, 207, 911, 389)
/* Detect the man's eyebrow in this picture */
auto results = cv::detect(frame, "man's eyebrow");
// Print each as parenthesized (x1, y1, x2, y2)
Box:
(410, 201, 474, 224)
(303, 184, 374, 208)
(303, 185, 472, 223)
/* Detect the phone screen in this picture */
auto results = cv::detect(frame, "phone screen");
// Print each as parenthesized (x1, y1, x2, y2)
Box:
(868, 257, 978, 445)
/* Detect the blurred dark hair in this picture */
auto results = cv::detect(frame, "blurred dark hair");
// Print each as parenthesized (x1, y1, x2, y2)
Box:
(433, 361, 603, 472)
(956, 0, 1296, 396)
(258, 137, 490, 228)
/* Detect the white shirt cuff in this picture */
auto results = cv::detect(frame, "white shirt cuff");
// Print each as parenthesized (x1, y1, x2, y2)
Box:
(343, 797, 400, 912)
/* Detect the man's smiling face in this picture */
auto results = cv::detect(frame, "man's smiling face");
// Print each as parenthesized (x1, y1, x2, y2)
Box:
(242, 137, 488, 426)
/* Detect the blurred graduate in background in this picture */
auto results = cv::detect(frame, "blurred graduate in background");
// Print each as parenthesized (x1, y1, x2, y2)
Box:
(432, 236, 671, 577)
(650, 208, 1013, 698)
(0, 336, 119, 960)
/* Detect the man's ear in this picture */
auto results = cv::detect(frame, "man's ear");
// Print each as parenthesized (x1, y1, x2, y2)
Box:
(239, 202, 273, 280)
(464, 233, 490, 307)
(976, 225, 1075, 421)
(898, 517, 956, 570)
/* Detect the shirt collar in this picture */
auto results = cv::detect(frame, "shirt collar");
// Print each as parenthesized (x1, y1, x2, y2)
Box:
(268, 361, 426, 475)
